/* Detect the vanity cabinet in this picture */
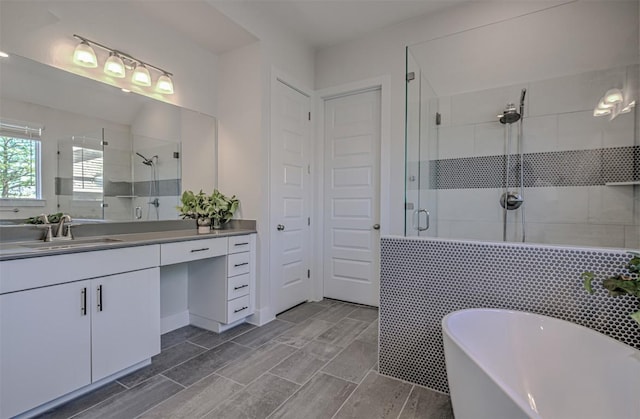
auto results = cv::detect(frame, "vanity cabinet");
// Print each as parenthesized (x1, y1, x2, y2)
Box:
(0, 246, 160, 419)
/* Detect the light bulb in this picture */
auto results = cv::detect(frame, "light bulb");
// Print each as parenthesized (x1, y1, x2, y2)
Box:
(132, 63, 151, 86)
(593, 107, 612, 117)
(104, 52, 125, 78)
(73, 41, 97, 68)
(156, 74, 174, 94)
(604, 88, 623, 105)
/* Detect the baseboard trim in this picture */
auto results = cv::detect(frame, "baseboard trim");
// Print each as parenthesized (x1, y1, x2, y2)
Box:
(189, 313, 247, 333)
(161, 310, 190, 334)
(247, 307, 275, 326)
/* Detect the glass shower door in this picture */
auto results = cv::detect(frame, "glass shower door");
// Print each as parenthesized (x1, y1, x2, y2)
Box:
(405, 48, 438, 236)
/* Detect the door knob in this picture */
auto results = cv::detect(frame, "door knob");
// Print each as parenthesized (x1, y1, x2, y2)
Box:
(277, 224, 285, 231)
(373, 224, 380, 230)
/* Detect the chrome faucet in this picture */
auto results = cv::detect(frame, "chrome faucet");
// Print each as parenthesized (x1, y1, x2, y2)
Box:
(55, 214, 73, 240)
(38, 214, 53, 242)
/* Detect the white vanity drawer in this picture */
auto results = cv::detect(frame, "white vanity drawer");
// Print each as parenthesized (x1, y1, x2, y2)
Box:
(228, 235, 252, 254)
(160, 237, 227, 266)
(228, 273, 250, 300)
(227, 252, 251, 277)
(227, 295, 251, 323)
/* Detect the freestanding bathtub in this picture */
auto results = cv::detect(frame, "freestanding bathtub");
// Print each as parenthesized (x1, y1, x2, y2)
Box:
(442, 309, 640, 419)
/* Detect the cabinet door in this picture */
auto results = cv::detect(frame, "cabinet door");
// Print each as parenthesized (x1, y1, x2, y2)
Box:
(91, 268, 160, 382)
(0, 281, 91, 419)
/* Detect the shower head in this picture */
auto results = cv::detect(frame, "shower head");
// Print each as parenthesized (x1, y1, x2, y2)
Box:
(499, 103, 521, 124)
(136, 152, 154, 166)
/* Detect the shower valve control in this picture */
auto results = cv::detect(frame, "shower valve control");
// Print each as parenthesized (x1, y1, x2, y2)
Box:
(499, 192, 524, 210)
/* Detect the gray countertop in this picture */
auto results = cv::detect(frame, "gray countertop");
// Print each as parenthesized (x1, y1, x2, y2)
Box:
(0, 227, 256, 261)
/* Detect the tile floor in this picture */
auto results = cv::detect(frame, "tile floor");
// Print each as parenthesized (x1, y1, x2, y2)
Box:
(36, 299, 453, 419)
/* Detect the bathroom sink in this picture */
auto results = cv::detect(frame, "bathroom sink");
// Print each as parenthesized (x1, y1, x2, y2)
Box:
(21, 238, 124, 251)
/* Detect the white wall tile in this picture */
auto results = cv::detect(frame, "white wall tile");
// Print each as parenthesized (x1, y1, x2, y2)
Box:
(525, 222, 626, 248)
(450, 84, 526, 125)
(624, 225, 640, 250)
(602, 111, 635, 148)
(587, 186, 634, 225)
(474, 122, 505, 157)
(448, 220, 504, 242)
(522, 115, 558, 154)
(437, 188, 503, 222)
(437, 96, 452, 128)
(557, 111, 604, 151)
(437, 124, 474, 159)
(528, 66, 627, 117)
(524, 187, 589, 223)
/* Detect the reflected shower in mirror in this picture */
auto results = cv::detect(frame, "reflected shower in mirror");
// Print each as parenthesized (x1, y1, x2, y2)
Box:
(0, 53, 215, 222)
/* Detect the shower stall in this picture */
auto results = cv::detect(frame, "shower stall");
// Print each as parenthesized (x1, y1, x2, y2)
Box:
(404, 1, 639, 249)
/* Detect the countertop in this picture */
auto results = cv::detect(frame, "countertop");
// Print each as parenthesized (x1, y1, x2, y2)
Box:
(0, 228, 256, 261)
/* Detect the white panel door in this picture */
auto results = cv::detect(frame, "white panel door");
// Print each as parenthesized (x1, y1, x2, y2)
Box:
(91, 268, 160, 382)
(324, 89, 381, 306)
(0, 281, 92, 419)
(271, 80, 312, 315)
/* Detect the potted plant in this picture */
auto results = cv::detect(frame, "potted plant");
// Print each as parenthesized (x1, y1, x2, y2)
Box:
(177, 190, 213, 233)
(582, 251, 640, 324)
(207, 189, 239, 229)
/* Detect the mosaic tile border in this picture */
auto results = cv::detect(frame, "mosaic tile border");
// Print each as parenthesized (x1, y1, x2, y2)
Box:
(380, 236, 640, 394)
(428, 145, 638, 189)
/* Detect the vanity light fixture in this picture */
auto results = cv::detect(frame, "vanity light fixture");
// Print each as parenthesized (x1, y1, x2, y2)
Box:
(156, 73, 174, 94)
(73, 40, 98, 68)
(72, 34, 174, 94)
(103, 52, 125, 78)
(132, 63, 151, 86)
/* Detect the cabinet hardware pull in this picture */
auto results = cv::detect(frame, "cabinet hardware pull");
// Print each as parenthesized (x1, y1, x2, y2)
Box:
(234, 284, 249, 290)
(234, 242, 249, 246)
(234, 306, 248, 313)
(190, 247, 210, 253)
(81, 288, 87, 316)
(97, 285, 103, 312)
(234, 262, 249, 267)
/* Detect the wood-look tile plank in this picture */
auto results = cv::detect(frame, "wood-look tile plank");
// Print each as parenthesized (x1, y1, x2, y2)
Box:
(346, 307, 379, 323)
(355, 319, 378, 346)
(315, 318, 370, 347)
(163, 341, 252, 387)
(138, 374, 242, 419)
(204, 373, 299, 419)
(270, 341, 342, 385)
(36, 382, 126, 419)
(161, 325, 207, 350)
(322, 340, 378, 383)
(398, 385, 454, 419)
(216, 342, 298, 384)
(276, 303, 327, 323)
(312, 304, 357, 323)
(73, 375, 182, 419)
(268, 373, 356, 419)
(189, 323, 256, 349)
(333, 371, 412, 419)
(274, 318, 334, 348)
(118, 342, 206, 388)
(232, 320, 294, 348)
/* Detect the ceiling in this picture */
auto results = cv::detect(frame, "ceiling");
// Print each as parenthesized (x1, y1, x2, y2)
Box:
(126, 0, 461, 53)
(225, 1, 461, 49)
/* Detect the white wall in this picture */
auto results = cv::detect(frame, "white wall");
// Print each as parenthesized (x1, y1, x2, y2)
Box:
(0, 0, 219, 116)
(315, 1, 589, 235)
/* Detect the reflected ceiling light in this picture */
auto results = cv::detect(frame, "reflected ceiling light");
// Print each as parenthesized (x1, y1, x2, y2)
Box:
(0, 51, 9, 58)
(132, 63, 151, 86)
(71, 34, 174, 94)
(597, 99, 614, 109)
(156, 74, 174, 94)
(593, 107, 611, 117)
(121, 88, 131, 93)
(604, 88, 623, 105)
(73, 41, 98, 68)
(104, 52, 125, 78)
(620, 100, 636, 114)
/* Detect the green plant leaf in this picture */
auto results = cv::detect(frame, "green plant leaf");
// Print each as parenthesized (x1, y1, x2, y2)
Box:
(630, 310, 640, 325)
(581, 271, 595, 294)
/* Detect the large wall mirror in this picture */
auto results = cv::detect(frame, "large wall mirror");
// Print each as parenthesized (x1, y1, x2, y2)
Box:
(0, 53, 217, 222)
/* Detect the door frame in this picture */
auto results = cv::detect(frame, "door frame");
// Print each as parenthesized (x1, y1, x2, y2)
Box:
(267, 67, 315, 320)
(313, 76, 391, 302)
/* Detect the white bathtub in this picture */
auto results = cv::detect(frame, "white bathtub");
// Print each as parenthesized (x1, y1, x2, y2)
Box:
(442, 309, 640, 419)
